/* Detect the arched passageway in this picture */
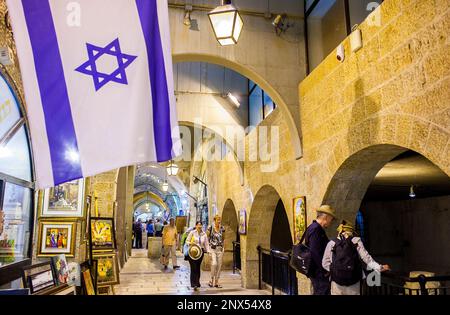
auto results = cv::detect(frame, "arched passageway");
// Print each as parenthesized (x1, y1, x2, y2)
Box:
(221, 199, 239, 270)
(322, 144, 450, 277)
(245, 185, 291, 289)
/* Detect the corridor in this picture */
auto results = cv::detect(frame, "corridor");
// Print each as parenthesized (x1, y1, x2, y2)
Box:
(115, 250, 269, 295)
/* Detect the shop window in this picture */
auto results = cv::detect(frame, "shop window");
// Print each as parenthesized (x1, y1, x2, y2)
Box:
(0, 182, 32, 267)
(0, 126, 32, 182)
(0, 71, 34, 286)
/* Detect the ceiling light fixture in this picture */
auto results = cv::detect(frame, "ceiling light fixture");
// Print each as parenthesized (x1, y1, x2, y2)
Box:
(162, 181, 169, 192)
(409, 185, 416, 198)
(166, 160, 179, 176)
(208, 0, 244, 46)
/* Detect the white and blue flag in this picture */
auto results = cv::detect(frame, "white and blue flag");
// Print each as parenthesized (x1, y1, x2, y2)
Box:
(7, 0, 181, 189)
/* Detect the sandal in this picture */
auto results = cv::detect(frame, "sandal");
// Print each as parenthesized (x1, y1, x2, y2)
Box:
(208, 281, 214, 287)
(215, 284, 223, 288)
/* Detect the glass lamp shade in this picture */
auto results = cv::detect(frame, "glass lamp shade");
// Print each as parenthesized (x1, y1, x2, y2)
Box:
(166, 162, 179, 176)
(162, 182, 169, 192)
(208, 3, 243, 46)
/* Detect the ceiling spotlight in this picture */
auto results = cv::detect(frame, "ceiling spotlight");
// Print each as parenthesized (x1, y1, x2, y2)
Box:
(272, 14, 290, 35)
(409, 185, 416, 198)
(208, 0, 244, 46)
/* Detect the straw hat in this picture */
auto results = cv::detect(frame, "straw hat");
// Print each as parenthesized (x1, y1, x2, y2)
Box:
(316, 205, 337, 219)
(337, 220, 354, 234)
(188, 244, 202, 260)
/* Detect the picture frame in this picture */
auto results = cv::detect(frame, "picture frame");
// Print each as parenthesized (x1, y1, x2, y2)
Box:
(22, 262, 57, 294)
(293, 196, 307, 243)
(37, 220, 77, 257)
(89, 217, 116, 251)
(41, 179, 85, 218)
(80, 261, 96, 295)
(238, 209, 247, 235)
(93, 252, 120, 286)
(54, 284, 77, 295)
(51, 254, 69, 285)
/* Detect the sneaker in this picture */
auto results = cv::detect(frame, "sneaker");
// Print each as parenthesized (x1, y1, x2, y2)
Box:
(173, 265, 180, 269)
(193, 287, 199, 291)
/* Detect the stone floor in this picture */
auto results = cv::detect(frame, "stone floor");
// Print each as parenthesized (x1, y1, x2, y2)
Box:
(114, 249, 270, 295)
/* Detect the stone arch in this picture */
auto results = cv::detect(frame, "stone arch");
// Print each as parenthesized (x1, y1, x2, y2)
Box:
(178, 120, 244, 185)
(321, 142, 450, 234)
(245, 185, 285, 288)
(173, 53, 302, 160)
(221, 199, 239, 270)
(133, 191, 169, 211)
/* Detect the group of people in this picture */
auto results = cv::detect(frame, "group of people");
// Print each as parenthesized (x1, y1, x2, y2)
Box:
(304, 205, 391, 295)
(146, 214, 225, 291)
(132, 218, 164, 249)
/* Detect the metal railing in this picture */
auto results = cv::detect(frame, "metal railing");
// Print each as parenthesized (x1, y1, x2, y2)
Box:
(257, 246, 298, 295)
(362, 272, 450, 295)
(232, 241, 241, 273)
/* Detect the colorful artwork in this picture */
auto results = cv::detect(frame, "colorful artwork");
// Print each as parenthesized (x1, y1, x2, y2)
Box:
(22, 262, 56, 294)
(51, 254, 69, 285)
(82, 269, 95, 295)
(42, 179, 85, 217)
(37, 221, 76, 257)
(293, 196, 307, 243)
(67, 262, 81, 287)
(90, 217, 115, 250)
(94, 253, 119, 286)
(238, 209, 247, 235)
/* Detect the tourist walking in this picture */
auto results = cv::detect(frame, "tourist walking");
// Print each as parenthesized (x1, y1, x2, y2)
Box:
(305, 205, 336, 295)
(161, 218, 180, 270)
(322, 220, 391, 295)
(186, 221, 210, 291)
(154, 219, 163, 237)
(146, 219, 154, 249)
(133, 219, 143, 249)
(207, 215, 226, 288)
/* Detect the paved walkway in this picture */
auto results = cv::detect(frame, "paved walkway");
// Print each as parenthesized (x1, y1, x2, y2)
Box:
(115, 249, 269, 295)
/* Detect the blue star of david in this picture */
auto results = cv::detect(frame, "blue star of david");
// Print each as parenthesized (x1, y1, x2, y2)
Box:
(75, 38, 137, 91)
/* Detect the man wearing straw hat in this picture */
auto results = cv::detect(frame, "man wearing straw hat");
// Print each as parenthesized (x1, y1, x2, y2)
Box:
(304, 205, 336, 295)
(322, 220, 391, 295)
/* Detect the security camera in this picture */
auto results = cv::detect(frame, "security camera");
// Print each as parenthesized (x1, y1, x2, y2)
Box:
(336, 44, 345, 62)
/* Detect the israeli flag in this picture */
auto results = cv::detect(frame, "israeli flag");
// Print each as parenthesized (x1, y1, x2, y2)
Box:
(7, 0, 181, 189)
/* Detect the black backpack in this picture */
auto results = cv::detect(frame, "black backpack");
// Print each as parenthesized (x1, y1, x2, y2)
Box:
(289, 229, 312, 277)
(330, 236, 363, 286)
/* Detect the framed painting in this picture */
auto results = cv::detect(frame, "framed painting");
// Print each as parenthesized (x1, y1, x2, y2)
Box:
(80, 260, 97, 295)
(90, 217, 116, 251)
(93, 253, 119, 286)
(22, 262, 57, 294)
(51, 254, 69, 285)
(238, 209, 247, 235)
(293, 196, 307, 243)
(42, 179, 85, 218)
(37, 220, 77, 257)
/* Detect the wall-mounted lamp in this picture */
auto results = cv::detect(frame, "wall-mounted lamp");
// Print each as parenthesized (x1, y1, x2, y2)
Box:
(193, 175, 207, 187)
(208, 0, 243, 46)
(162, 181, 169, 192)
